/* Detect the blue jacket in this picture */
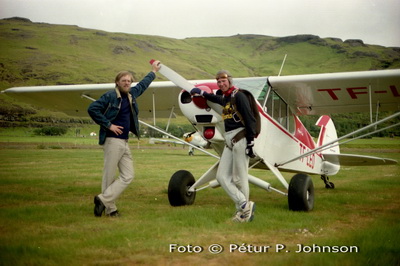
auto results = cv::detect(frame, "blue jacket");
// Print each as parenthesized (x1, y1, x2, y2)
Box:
(88, 72, 155, 145)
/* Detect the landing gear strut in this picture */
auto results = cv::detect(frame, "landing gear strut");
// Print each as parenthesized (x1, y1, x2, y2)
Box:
(321, 175, 335, 189)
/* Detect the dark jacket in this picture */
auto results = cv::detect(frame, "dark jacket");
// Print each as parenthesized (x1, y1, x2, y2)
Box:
(88, 72, 155, 145)
(202, 88, 256, 143)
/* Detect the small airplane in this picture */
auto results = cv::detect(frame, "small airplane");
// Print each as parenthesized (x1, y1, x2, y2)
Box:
(183, 131, 210, 155)
(150, 131, 210, 156)
(3, 61, 400, 211)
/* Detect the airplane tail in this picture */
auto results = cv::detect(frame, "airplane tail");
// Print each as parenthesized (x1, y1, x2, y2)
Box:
(316, 115, 397, 171)
(316, 115, 341, 176)
(316, 115, 340, 154)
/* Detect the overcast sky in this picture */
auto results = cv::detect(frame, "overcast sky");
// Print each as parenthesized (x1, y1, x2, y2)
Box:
(1, 0, 399, 47)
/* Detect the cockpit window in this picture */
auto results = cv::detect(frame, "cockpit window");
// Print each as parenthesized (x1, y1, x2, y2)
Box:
(264, 88, 295, 133)
(233, 78, 268, 104)
(232, 77, 294, 132)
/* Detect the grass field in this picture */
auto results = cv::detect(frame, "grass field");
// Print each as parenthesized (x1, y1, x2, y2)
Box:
(0, 132, 399, 265)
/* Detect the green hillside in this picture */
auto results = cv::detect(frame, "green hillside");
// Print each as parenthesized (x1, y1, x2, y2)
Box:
(0, 17, 399, 135)
(1, 17, 399, 90)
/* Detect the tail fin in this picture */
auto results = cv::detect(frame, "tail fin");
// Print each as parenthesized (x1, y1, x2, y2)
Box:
(316, 115, 340, 154)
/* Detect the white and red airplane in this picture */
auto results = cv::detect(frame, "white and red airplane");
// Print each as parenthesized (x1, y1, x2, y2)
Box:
(3, 61, 399, 211)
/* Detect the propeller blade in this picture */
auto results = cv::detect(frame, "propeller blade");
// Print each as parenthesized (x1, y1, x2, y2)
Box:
(150, 59, 194, 92)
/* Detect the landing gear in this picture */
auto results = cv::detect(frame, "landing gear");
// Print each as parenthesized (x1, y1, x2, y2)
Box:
(288, 173, 314, 211)
(188, 147, 194, 156)
(321, 175, 335, 189)
(168, 170, 196, 206)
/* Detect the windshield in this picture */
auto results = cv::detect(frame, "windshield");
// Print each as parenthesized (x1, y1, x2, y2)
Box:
(233, 77, 268, 104)
(234, 77, 295, 133)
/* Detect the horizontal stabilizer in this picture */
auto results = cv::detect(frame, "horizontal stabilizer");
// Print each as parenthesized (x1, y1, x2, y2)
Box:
(323, 153, 398, 166)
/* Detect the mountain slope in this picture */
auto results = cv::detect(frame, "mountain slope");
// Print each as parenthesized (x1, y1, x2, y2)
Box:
(1, 17, 399, 90)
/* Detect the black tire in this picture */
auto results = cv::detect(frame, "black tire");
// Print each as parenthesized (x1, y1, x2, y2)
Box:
(325, 182, 335, 189)
(168, 170, 196, 206)
(288, 173, 314, 211)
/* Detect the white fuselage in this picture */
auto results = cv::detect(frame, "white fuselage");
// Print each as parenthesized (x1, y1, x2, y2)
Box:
(178, 83, 340, 176)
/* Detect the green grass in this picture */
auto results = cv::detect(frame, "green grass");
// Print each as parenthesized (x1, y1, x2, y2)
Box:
(0, 133, 399, 265)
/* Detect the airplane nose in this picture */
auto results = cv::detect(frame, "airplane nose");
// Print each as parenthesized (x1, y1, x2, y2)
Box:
(192, 95, 208, 109)
(192, 85, 212, 109)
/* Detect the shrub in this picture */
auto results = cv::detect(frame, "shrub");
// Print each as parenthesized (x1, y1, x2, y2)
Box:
(33, 126, 68, 136)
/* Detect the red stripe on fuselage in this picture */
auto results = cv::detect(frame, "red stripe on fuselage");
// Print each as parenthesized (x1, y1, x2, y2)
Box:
(257, 105, 323, 161)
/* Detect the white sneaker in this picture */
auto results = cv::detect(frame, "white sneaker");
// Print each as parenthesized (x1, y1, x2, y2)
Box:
(232, 211, 245, 223)
(241, 201, 256, 222)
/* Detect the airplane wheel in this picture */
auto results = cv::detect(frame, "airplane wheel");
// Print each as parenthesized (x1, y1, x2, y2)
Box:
(168, 170, 196, 206)
(325, 182, 335, 189)
(321, 175, 335, 189)
(288, 173, 314, 211)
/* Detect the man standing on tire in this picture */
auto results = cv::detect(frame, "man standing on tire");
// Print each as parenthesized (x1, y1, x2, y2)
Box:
(88, 60, 161, 217)
(191, 70, 257, 222)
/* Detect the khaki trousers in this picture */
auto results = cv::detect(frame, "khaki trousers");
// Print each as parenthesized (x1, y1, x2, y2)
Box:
(217, 127, 250, 211)
(98, 138, 134, 214)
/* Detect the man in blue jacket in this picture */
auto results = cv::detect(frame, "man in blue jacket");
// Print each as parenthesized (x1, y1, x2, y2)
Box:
(88, 60, 160, 217)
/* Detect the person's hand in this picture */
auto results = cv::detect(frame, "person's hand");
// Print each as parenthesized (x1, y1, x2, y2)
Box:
(190, 87, 202, 95)
(245, 141, 256, 158)
(151, 60, 161, 73)
(109, 124, 124, 135)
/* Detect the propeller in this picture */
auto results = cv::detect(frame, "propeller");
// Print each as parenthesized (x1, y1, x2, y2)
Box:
(150, 59, 213, 109)
(149, 59, 193, 93)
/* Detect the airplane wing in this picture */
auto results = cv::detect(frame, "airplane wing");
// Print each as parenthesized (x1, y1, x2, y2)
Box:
(323, 153, 398, 166)
(3, 69, 400, 118)
(268, 69, 400, 115)
(2, 75, 266, 119)
(2, 81, 183, 118)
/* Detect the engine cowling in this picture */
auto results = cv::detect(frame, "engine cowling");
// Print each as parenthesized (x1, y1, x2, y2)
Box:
(178, 83, 225, 146)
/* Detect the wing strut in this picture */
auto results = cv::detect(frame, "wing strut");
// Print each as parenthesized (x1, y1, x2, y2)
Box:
(276, 112, 400, 167)
(165, 106, 175, 132)
(369, 84, 373, 124)
(278, 54, 287, 76)
(330, 122, 400, 148)
(152, 92, 156, 125)
(139, 120, 220, 159)
(81, 94, 97, 102)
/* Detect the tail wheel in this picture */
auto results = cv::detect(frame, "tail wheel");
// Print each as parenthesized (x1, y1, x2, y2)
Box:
(321, 175, 335, 189)
(288, 173, 314, 211)
(168, 170, 196, 206)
